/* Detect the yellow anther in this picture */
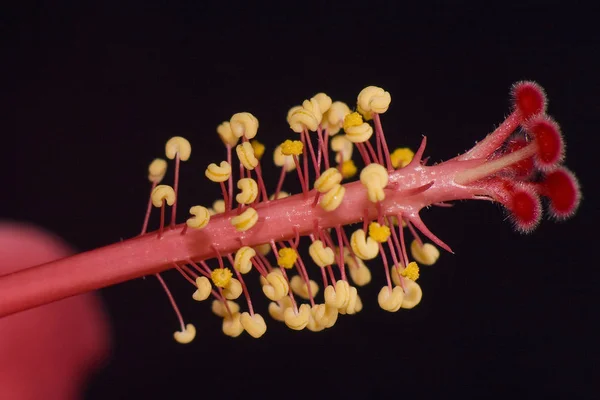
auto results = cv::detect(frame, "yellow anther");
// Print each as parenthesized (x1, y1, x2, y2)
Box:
(236, 178, 259, 204)
(165, 136, 192, 161)
(217, 121, 239, 147)
(250, 139, 265, 160)
(269, 191, 289, 200)
(331, 134, 354, 163)
(186, 205, 211, 229)
(389, 216, 407, 227)
(240, 312, 267, 338)
(341, 160, 358, 179)
(211, 267, 233, 288)
(211, 300, 240, 318)
(223, 278, 243, 300)
(173, 323, 196, 344)
(205, 161, 232, 182)
(281, 139, 304, 156)
(308, 240, 335, 267)
(368, 222, 391, 243)
(230, 112, 259, 139)
(410, 240, 440, 266)
(236, 141, 259, 170)
(360, 163, 389, 202)
(268, 296, 293, 322)
(192, 276, 211, 301)
(345, 248, 372, 286)
(148, 158, 168, 183)
(343, 112, 364, 131)
(391, 147, 415, 169)
(312, 92, 332, 114)
(261, 271, 290, 301)
(307, 312, 325, 332)
(230, 207, 258, 231)
(273, 144, 297, 172)
(400, 261, 420, 281)
(211, 199, 226, 214)
(357, 103, 373, 121)
(378, 286, 404, 312)
(222, 312, 244, 337)
(290, 275, 319, 299)
(339, 286, 359, 315)
(401, 279, 423, 309)
(312, 303, 339, 328)
(357, 86, 392, 114)
(324, 280, 350, 309)
(234, 246, 255, 274)
(288, 105, 319, 133)
(277, 247, 297, 269)
(254, 243, 271, 256)
(322, 101, 351, 135)
(151, 184, 176, 207)
(344, 119, 374, 143)
(350, 229, 379, 260)
(314, 167, 342, 193)
(320, 183, 345, 211)
(284, 303, 311, 331)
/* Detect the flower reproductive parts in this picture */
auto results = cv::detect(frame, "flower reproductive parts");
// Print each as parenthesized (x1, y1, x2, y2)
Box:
(0, 82, 580, 343)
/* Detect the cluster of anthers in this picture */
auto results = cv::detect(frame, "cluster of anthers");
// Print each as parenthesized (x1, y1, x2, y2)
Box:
(133, 82, 581, 343)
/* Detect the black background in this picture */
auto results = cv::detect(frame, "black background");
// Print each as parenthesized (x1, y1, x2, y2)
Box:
(2, 1, 598, 399)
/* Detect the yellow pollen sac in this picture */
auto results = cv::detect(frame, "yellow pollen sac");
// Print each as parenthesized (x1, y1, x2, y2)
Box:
(281, 139, 304, 156)
(165, 136, 192, 161)
(341, 160, 358, 178)
(357, 103, 373, 121)
(284, 303, 311, 331)
(314, 167, 343, 193)
(322, 101, 351, 135)
(357, 86, 392, 114)
(391, 147, 415, 169)
(254, 243, 271, 256)
(312, 92, 332, 114)
(273, 145, 297, 172)
(236, 178, 259, 204)
(250, 139, 265, 160)
(290, 275, 319, 299)
(308, 240, 335, 267)
(350, 229, 379, 260)
(339, 286, 359, 315)
(368, 222, 391, 243)
(401, 279, 423, 309)
(343, 112, 364, 131)
(378, 286, 404, 312)
(211, 300, 240, 318)
(211, 268, 233, 288)
(360, 163, 389, 202)
(288, 102, 321, 133)
(346, 251, 372, 287)
(324, 280, 350, 309)
(211, 199, 226, 215)
(222, 312, 244, 337)
(261, 271, 289, 301)
(192, 276, 211, 301)
(277, 247, 298, 269)
(205, 161, 232, 183)
(331, 134, 353, 163)
(223, 278, 243, 300)
(400, 261, 420, 281)
(230, 207, 259, 231)
(186, 205, 211, 229)
(217, 121, 239, 147)
(173, 323, 196, 344)
(320, 183, 346, 211)
(240, 312, 267, 338)
(236, 141, 259, 170)
(410, 240, 440, 266)
(230, 112, 259, 139)
(312, 303, 339, 328)
(151, 185, 176, 207)
(268, 296, 293, 322)
(148, 158, 168, 183)
(269, 191, 289, 200)
(234, 246, 255, 274)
